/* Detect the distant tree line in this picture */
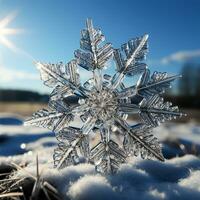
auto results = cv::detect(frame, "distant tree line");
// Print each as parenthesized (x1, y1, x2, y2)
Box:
(166, 62, 200, 109)
(179, 62, 200, 97)
(0, 62, 199, 109)
(0, 89, 49, 102)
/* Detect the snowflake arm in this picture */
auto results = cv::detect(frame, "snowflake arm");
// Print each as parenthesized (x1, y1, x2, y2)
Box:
(75, 19, 113, 71)
(75, 19, 113, 91)
(54, 127, 89, 169)
(90, 140, 127, 174)
(24, 100, 84, 132)
(90, 126, 126, 173)
(24, 109, 73, 132)
(116, 70, 181, 99)
(118, 94, 183, 127)
(110, 34, 148, 90)
(136, 69, 182, 97)
(81, 115, 97, 135)
(139, 95, 183, 127)
(50, 85, 73, 101)
(115, 119, 164, 161)
(36, 61, 88, 98)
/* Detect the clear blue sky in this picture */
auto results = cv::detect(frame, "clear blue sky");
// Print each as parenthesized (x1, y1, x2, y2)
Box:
(0, 0, 200, 93)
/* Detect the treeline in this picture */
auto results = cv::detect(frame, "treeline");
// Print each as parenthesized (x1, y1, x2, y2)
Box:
(0, 89, 198, 109)
(0, 89, 49, 102)
(178, 62, 200, 97)
(0, 62, 199, 108)
(164, 95, 200, 109)
(159, 62, 200, 109)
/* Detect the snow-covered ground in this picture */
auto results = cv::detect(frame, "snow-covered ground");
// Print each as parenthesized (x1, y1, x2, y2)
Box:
(0, 114, 200, 199)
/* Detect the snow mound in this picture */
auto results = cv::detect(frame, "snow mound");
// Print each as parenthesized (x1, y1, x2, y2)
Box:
(0, 115, 23, 125)
(1, 152, 200, 200)
(1, 115, 200, 199)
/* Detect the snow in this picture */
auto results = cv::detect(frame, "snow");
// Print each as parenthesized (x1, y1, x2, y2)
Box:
(1, 115, 200, 199)
(2, 153, 200, 200)
(67, 175, 116, 200)
(154, 122, 200, 145)
(179, 170, 200, 192)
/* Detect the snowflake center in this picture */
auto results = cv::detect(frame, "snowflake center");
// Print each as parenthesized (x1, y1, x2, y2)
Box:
(88, 88, 118, 121)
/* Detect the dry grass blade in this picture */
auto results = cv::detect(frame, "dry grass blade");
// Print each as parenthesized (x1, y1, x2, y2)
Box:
(0, 156, 61, 200)
(42, 181, 61, 200)
(0, 178, 19, 183)
(30, 155, 61, 200)
(0, 172, 11, 177)
(2, 177, 26, 194)
(0, 192, 23, 198)
(10, 162, 36, 180)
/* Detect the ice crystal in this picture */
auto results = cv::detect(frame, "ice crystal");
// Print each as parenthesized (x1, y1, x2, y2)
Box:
(25, 19, 184, 174)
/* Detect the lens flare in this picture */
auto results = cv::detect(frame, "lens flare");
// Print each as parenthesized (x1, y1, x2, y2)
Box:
(0, 12, 23, 52)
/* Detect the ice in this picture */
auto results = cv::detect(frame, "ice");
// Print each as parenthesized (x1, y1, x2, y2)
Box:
(24, 19, 184, 173)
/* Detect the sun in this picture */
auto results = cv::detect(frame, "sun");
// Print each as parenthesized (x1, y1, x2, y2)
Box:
(0, 12, 23, 52)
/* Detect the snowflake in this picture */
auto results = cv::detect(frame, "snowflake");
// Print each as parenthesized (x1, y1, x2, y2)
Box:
(25, 19, 184, 173)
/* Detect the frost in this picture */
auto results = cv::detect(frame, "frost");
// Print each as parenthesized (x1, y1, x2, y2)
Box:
(25, 19, 184, 173)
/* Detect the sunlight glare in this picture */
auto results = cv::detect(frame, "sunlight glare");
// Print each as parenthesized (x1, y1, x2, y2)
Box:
(0, 12, 23, 52)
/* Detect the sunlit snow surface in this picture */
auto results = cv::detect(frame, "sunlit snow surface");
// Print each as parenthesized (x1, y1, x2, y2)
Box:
(1, 115, 200, 200)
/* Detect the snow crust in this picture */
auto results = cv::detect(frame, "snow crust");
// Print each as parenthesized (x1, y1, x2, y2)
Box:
(1, 115, 200, 200)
